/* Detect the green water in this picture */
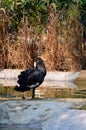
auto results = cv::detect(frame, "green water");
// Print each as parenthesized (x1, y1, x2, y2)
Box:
(0, 80, 86, 99)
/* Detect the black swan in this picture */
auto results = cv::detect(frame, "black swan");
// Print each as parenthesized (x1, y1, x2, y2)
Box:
(15, 57, 47, 99)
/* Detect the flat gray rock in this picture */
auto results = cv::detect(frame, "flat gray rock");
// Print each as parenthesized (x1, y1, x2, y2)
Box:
(0, 99, 86, 130)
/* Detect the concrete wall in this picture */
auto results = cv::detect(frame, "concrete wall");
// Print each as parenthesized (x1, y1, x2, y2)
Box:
(76, 70, 86, 81)
(0, 69, 81, 81)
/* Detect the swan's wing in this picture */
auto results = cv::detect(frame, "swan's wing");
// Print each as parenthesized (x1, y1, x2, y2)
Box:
(25, 71, 44, 88)
(17, 68, 35, 84)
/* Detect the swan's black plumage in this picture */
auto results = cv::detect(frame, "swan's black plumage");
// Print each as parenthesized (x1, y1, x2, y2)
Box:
(15, 57, 46, 99)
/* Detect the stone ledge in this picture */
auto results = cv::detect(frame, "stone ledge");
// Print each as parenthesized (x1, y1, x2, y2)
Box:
(0, 69, 81, 81)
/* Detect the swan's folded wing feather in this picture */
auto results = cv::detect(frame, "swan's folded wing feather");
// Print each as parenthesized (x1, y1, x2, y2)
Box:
(17, 68, 35, 84)
(25, 71, 44, 88)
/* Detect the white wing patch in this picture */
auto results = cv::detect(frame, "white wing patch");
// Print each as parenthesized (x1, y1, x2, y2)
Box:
(27, 82, 39, 88)
(17, 84, 20, 87)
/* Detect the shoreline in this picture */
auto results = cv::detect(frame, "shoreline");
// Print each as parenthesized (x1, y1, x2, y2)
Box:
(0, 69, 85, 81)
(75, 70, 86, 81)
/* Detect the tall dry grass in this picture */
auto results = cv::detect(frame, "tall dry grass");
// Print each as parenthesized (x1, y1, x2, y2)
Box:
(0, 6, 84, 71)
(41, 5, 83, 71)
(7, 18, 37, 69)
(0, 11, 37, 69)
(0, 8, 9, 68)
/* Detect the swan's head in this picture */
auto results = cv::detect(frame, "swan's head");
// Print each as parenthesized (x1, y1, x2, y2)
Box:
(34, 57, 46, 75)
(34, 57, 43, 67)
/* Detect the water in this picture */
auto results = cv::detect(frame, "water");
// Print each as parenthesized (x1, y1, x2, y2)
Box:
(0, 79, 86, 99)
(0, 79, 86, 130)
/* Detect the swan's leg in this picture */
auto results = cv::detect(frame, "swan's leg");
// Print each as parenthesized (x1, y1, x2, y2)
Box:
(22, 92, 26, 99)
(32, 88, 35, 99)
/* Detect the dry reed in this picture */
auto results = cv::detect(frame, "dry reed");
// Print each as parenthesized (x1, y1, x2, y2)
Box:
(0, 6, 84, 71)
(41, 5, 83, 71)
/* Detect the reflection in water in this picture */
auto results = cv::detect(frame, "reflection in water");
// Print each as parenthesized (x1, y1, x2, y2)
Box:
(0, 79, 86, 99)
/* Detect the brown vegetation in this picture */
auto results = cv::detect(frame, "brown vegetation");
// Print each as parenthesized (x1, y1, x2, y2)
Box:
(42, 5, 83, 71)
(0, 7, 85, 71)
(0, 12, 37, 69)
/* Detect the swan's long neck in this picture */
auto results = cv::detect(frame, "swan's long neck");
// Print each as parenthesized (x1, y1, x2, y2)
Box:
(36, 63, 46, 76)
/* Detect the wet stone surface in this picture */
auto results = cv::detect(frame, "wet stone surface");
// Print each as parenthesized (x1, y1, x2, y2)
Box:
(0, 100, 86, 130)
